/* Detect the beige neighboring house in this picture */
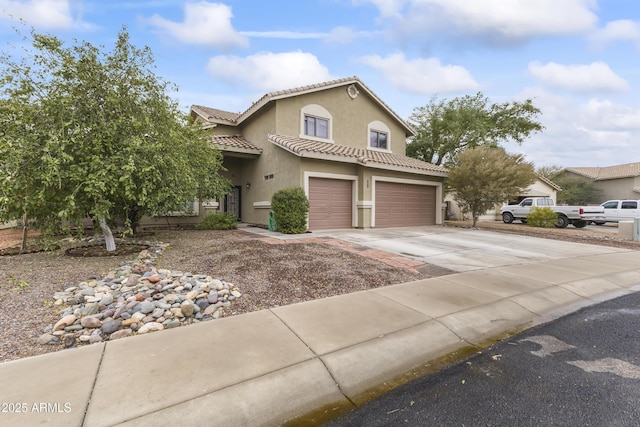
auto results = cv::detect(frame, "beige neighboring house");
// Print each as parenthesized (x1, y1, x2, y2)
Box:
(565, 162, 640, 201)
(445, 174, 561, 221)
(142, 77, 447, 230)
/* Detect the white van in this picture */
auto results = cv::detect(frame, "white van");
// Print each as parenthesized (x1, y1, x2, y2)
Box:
(593, 200, 640, 224)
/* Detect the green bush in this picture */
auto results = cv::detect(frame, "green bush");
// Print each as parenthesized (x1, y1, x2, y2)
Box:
(271, 187, 309, 234)
(197, 212, 238, 230)
(526, 206, 557, 228)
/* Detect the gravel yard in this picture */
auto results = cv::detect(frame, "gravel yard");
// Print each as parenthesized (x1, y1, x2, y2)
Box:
(0, 228, 426, 363)
(1, 222, 638, 364)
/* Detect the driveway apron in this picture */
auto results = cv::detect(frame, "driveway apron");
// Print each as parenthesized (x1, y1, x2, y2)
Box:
(316, 226, 625, 272)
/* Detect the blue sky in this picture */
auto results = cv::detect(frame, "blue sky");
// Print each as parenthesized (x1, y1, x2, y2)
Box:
(1, 0, 639, 168)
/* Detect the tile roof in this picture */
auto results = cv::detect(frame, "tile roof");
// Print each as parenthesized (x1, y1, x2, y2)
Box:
(192, 105, 240, 124)
(211, 135, 262, 153)
(268, 134, 447, 175)
(191, 76, 414, 135)
(536, 174, 562, 191)
(566, 162, 640, 180)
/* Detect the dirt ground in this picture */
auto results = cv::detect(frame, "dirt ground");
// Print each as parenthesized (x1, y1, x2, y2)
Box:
(0, 228, 427, 363)
(0, 222, 637, 363)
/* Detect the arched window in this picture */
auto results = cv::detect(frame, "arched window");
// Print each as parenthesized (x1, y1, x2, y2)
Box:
(367, 120, 390, 151)
(300, 104, 333, 142)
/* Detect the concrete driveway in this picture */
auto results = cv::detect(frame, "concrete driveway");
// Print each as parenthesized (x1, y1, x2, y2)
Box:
(317, 226, 626, 272)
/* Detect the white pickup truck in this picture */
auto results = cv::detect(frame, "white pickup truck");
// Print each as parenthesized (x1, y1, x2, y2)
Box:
(592, 200, 640, 225)
(500, 197, 605, 228)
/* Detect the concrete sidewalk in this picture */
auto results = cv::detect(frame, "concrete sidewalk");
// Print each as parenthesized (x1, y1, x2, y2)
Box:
(1, 246, 639, 426)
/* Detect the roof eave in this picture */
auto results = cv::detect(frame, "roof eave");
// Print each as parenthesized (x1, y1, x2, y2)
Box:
(215, 145, 262, 156)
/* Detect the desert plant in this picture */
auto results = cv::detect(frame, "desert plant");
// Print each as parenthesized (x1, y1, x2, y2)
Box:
(526, 206, 557, 228)
(197, 212, 238, 230)
(271, 187, 309, 234)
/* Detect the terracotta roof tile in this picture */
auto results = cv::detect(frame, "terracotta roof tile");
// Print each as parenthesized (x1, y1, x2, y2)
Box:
(566, 162, 640, 180)
(268, 134, 447, 175)
(192, 105, 240, 123)
(211, 135, 262, 152)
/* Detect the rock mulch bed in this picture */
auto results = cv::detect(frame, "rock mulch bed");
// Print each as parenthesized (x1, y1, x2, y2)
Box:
(38, 242, 242, 348)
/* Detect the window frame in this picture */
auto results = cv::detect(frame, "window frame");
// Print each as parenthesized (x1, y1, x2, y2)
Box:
(367, 120, 391, 152)
(369, 129, 388, 150)
(300, 104, 333, 143)
(304, 115, 329, 139)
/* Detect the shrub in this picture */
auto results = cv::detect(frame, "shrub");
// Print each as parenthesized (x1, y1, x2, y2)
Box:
(271, 187, 309, 234)
(197, 212, 238, 230)
(526, 206, 557, 228)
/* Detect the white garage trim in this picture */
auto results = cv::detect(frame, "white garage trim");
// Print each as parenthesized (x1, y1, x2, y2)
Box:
(304, 171, 358, 228)
(371, 176, 443, 227)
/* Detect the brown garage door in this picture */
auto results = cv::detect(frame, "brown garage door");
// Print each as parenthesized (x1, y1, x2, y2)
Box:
(375, 182, 436, 227)
(308, 178, 352, 230)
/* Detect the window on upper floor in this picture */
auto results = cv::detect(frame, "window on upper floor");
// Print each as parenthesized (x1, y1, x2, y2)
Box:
(300, 104, 333, 142)
(304, 115, 329, 139)
(370, 130, 388, 149)
(367, 120, 391, 151)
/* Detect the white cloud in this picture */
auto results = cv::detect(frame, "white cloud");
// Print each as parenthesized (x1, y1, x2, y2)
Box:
(206, 51, 333, 92)
(505, 87, 639, 167)
(528, 61, 629, 92)
(580, 98, 640, 131)
(324, 26, 376, 44)
(360, 0, 597, 44)
(357, 52, 480, 94)
(590, 19, 640, 48)
(0, 0, 76, 29)
(351, 0, 408, 18)
(146, 2, 248, 49)
(240, 30, 327, 40)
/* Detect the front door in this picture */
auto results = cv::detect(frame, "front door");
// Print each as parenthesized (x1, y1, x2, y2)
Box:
(225, 186, 241, 220)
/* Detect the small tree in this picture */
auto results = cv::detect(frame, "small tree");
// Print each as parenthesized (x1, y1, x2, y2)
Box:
(271, 188, 309, 234)
(448, 146, 536, 227)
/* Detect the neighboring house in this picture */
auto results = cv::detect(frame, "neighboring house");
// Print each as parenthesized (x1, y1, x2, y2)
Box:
(445, 174, 561, 221)
(565, 162, 640, 201)
(143, 77, 448, 230)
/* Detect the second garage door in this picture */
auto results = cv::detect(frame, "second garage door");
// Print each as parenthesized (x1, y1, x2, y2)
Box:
(308, 178, 353, 230)
(375, 182, 436, 227)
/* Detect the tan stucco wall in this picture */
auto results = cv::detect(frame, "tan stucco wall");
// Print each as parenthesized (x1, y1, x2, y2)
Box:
(593, 176, 639, 201)
(525, 181, 557, 201)
(212, 124, 238, 136)
(274, 86, 410, 155)
(235, 106, 303, 225)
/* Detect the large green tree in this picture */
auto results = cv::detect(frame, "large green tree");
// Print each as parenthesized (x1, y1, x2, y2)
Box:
(448, 145, 536, 227)
(406, 92, 544, 167)
(0, 28, 229, 250)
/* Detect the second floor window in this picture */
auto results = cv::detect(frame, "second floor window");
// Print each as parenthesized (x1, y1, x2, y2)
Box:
(305, 115, 329, 139)
(369, 130, 388, 149)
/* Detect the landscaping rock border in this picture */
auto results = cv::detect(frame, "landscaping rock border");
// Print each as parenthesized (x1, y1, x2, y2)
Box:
(38, 242, 242, 348)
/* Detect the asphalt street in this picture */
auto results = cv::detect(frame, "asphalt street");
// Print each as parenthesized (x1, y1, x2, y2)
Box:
(325, 291, 640, 427)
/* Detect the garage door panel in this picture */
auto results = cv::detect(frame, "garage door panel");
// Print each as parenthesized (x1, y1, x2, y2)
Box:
(375, 182, 436, 228)
(309, 178, 352, 230)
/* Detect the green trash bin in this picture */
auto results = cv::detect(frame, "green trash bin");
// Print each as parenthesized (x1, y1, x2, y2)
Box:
(268, 211, 278, 232)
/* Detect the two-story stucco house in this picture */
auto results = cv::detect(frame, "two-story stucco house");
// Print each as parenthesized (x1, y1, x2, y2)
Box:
(143, 77, 448, 231)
